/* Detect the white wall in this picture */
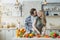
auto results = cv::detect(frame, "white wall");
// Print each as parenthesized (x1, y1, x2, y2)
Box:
(22, 1, 41, 17)
(46, 17, 60, 29)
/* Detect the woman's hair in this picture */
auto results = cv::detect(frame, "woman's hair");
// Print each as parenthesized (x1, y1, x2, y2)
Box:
(30, 8, 36, 15)
(39, 10, 46, 26)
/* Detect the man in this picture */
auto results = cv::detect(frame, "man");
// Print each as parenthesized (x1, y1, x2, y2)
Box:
(25, 8, 37, 33)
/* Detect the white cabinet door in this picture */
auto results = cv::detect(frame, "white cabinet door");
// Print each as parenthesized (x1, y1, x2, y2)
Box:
(2, 30, 6, 40)
(0, 30, 3, 40)
(0, 29, 16, 40)
(12, 30, 16, 37)
(0, 30, 6, 40)
(5, 30, 13, 40)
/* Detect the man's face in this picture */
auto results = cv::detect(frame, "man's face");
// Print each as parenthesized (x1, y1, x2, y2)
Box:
(33, 10, 37, 16)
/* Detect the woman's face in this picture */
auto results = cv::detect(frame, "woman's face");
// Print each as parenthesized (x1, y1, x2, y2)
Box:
(37, 11, 43, 17)
(33, 10, 37, 16)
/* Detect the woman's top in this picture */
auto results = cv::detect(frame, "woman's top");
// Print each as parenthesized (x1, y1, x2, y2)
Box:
(35, 17, 44, 28)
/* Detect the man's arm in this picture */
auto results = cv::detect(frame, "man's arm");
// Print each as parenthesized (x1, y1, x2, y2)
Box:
(25, 18, 29, 29)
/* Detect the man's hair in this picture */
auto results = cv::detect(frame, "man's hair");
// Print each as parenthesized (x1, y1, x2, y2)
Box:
(30, 8, 36, 15)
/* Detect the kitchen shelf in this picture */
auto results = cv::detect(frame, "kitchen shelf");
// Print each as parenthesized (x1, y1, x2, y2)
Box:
(1, 16, 21, 17)
(44, 10, 60, 12)
(42, 2, 60, 16)
(47, 2, 60, 4)
(46, 16, 60, 17)
(46, 28, 60, 30)
(0, 28, 16, 30)
(43, 2, 60, 6)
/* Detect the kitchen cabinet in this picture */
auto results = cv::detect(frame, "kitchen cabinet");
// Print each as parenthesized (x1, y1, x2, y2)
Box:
(0, 30, 2, 40)
(0, 30, 6, 40)
(0, 29, 16, 40)
(5, 29, 16, 40)
(5, 30, 13, 40)
(12, 30, 16, 37)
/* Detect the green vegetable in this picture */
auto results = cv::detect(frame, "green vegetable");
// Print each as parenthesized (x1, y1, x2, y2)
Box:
(50, 32, 54, 36)
(19, 32, 24, 37)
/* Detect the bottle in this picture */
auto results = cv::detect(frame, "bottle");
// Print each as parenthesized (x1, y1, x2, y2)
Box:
(46, 11, 49, 16)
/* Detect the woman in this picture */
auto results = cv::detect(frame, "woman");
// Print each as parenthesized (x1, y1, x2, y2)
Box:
(33, 10, 46, 35)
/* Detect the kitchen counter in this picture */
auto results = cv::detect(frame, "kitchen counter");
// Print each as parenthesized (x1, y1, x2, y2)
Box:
(12, 37, 60, 40)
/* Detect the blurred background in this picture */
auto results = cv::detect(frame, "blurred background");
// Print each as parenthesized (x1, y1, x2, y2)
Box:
(0, 0, 60, 40)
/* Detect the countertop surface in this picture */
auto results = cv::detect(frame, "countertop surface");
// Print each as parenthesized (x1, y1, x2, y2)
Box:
(12, 37, 60, 40)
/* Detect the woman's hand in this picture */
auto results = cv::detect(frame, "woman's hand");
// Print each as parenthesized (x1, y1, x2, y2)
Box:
(41, 27, 46, 36)
(36, 30, 40, 34)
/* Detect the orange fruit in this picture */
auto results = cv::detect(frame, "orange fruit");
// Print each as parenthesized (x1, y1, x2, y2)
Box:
(29, 33, 33, 37)
(16, 29, 20, 33)
(22, 30, 26, 33)
(24, 34, 29, 38)
(20, 28, 26, 33)
(20, 28, 24, 31)
(16, 33, 20, 37)
(44, 35, 50, 38)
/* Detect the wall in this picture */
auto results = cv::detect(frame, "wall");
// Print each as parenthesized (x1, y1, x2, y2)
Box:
(22, 1, 41, 17)
(46, 16, 60, 29)
(0, 0, 60, 29)
(0, 0, 42, 28)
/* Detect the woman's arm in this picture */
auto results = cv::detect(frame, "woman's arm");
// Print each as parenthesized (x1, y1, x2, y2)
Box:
(42, 26, 46, 35)
(32, 20, 40, 34)
(42, 18, 46, 35)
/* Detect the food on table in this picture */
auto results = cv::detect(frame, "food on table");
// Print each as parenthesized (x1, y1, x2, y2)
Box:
(53, 33, 58, 38)
(36, 34, 41, 38)
(50, 32, 54, 37)
(24, 33, 35, 38)
(16, 29, 60, 38)
(20, 28, 26, 33)
(44, 35, 50, 38)
(29, 33, 34, 38)
(16, 28, 26, 38)
(24, 33, 29, 38)
(50, 32, 59, 38)
(19, 32, 24, 37)
(16, 29, 20, 37)
(57, 36, 60, 38)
